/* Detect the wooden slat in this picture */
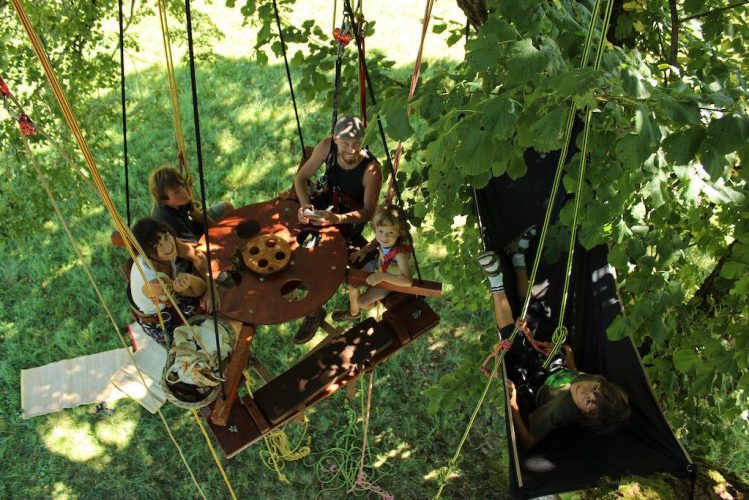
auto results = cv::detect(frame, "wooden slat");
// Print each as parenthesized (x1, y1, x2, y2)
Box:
(345, 269, 442, 297)
(243, 397, 271, 434)
(383, 295, 440, 342)
(211, 323, 255, 426)
(200, 401, 262, 459)
(253, 318, 393, 424)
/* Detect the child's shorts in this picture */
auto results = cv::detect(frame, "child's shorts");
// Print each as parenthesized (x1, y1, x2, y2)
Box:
(362, 260, 378, 272)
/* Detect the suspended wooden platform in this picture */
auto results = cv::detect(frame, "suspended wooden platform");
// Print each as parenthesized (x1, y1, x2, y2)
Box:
(201, 292, 439, 458)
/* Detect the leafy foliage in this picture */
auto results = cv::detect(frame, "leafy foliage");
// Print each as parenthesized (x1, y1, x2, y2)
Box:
(238, 0, 749, 477)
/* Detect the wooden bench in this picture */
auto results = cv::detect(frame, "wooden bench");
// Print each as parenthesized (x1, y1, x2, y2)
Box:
(201, 295, 440, 458)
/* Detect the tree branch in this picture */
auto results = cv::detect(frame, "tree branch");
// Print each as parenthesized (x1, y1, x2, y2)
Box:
(668, 0, 680, 76)
(692, 241, 736, 313)
(678, 0, 749, 23)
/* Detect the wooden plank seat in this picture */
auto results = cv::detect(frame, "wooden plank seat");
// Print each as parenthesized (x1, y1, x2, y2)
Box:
(346, 268, 442, 297)
(253, 318, 393, 425)
(201, 295, 440, 458)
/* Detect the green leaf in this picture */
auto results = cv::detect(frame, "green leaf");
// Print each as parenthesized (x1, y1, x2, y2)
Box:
(643, 178, 665, 208)
(621, 67, 650, 98)
(506, 150, 527, 179)
(673, 348, 700, 374)
(720, 261, 746, 280)
(607, 316, 632, 341)
(615, 134, 650, 170)
(255, 50, 268, 65)
(631, 201, 646, 221)
(692, 365, 715, 394)
(573, 92, 598, 110)
(705, 114, 749, 155)
(481, 96, 517, 140)
(635, 105, 658, 145)
(545, 68, 600, 98)
(382, 95, 413, 141)
(662, 127, 705, 165)
(525, 105, 568, 152)
(459, 132, 493, 176)
(506, 39, 548, 84)
(614, 218, 632, 243)
(660, 96, 700, 125)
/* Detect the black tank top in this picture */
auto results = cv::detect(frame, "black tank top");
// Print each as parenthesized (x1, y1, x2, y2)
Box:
(325, 141, 377, 210)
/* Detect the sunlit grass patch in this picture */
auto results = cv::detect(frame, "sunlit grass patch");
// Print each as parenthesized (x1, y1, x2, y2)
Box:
(41, 415, 105, 462)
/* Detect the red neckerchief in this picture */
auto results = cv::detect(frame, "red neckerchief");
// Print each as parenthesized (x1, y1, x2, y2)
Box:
(378, 244, 412, 273)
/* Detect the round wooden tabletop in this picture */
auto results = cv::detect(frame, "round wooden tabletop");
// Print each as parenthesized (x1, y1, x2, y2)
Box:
(200, 198, 347, 325)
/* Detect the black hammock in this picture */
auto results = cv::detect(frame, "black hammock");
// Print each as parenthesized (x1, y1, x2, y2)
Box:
(474, 146, 694, 498)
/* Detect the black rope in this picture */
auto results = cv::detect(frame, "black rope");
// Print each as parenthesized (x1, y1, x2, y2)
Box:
(118, 0, 131, 226)
(331, 10, 350, 135)
(184, 0, 224, 396)
(271, 0, 306, 160)
(343, 0, 425, 284)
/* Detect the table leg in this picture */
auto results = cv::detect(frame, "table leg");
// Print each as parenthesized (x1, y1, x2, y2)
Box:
(211, 322, 255, 426)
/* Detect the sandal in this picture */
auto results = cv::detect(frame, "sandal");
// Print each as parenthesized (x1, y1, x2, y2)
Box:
(504, 225, 537, 255)
(477, 251, 501, 277)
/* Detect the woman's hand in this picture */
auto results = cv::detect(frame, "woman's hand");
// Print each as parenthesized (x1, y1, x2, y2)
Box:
(349, 249, 365, 263)
(515, 318, 531, 336)
(172, 273, 192, 293)
(200, 284, 219, 313)
(298, 204, 315, 224)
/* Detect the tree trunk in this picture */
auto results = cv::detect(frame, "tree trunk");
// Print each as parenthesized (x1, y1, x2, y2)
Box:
(456, 0, 488, 28)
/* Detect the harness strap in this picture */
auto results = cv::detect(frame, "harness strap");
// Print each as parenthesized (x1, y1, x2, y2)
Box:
(378, 245, 411, 273)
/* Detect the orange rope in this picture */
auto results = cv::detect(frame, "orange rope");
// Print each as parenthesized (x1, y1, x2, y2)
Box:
(10, 1, 209, 495)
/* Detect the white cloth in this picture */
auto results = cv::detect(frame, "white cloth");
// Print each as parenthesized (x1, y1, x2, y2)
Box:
(129, 255, 164, 315)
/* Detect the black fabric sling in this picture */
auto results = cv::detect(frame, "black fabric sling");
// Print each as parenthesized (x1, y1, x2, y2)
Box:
(475, 146, 694, 498)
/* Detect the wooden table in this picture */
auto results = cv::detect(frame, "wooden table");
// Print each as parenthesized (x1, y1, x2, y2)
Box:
(200, 198, 347, 425)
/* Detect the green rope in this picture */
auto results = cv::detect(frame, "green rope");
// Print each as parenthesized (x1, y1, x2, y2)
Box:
(434, 1, 612, 497)
(311, 379, 393, 498)
(544, 0, 615, 368)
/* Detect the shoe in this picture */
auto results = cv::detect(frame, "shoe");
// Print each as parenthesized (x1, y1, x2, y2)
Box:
(331, 309, 358, 322)
(477, 251, 501, 277)
(504, 225, 537, 255)
(294, 307, 326, 344)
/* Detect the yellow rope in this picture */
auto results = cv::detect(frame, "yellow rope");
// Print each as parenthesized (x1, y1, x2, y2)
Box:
(156, 0, 191, 181)
(192, 410, 238, 500)
(20, 135, 206, 500)
(10, 1, 212, 496)
(243, 371, 311, 482)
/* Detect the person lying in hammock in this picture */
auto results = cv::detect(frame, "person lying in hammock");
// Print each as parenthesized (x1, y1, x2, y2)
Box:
(478, 226, 631, 448)
(331, 204, 413, 322)
(128, 218, 215, 344)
